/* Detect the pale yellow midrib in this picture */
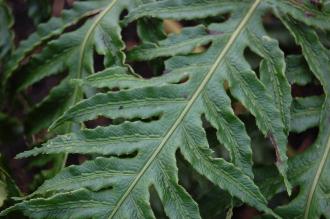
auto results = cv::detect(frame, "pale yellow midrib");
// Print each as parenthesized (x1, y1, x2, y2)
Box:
(78, 0, 118, 78)
(59, 1, 118, 169)
(304, 131, 330, 219)
(108, 0, 261, 218)
(72, 0, 119, 103)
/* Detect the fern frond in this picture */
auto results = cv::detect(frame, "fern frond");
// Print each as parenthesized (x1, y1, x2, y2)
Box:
(7, 0, 149, 133)
(2, 0, 109, 87)
(125, 0, 292, 191)
(266, 0, 330, 30)
(273, 14, 330, 219)
(290, 96, 323, 133)
(0, 0, 13, 61)
(2, 0, 330, 218)
(255, 14, 330, 219)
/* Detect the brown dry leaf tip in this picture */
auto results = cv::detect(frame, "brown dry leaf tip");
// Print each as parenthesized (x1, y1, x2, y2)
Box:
(267, 132, 283, 164)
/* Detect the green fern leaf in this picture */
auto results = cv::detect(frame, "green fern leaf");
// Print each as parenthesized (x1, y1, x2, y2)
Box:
(274, 14, 330, 219)
(2, 0, 113, 87)
(7, 0, 149, 133)
(26, 0, 52, 25)
(290, 96, 323, 133)
(125, 0, 292, 190)
(255, 14, 330, 219)
(3, 0, 330, 218)
(285, 54, 322, 133)
(0, 0, 13, 61)
(2, 1, 285, 218)
(285, 55, 314, 86)
(266, 0, 330, 30)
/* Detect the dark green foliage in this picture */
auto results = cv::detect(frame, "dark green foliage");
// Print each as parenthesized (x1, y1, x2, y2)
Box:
(0, 0, 329, 218)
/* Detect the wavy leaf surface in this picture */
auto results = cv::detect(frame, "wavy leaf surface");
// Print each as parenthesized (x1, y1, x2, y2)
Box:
(7, 0, 147, 133)
(2, 0, 330, 218)
(274, 14, 330, 219)
(256, 14, 330, 219)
